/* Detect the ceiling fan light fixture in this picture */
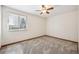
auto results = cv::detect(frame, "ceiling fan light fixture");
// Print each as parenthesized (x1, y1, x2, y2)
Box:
(45, 5, 52, 9)
(42, 10, 46, 13)
(36, 5, 54, 15)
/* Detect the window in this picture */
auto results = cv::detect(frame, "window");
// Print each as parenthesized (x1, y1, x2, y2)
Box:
(8, 13, 27, 31)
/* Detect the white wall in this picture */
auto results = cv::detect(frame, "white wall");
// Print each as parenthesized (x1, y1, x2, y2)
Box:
(2, 6, 46, 45)
(77, 6, 79, 52)
(47, 10, 78, 42)
(78, 7, 79, 42)
(0, 5, 1, 47)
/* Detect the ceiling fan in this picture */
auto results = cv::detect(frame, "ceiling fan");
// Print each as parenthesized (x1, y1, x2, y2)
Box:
(36, 5, 54, 15)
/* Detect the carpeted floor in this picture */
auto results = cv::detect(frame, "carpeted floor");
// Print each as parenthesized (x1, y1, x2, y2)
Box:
(0, 36, 78, 54)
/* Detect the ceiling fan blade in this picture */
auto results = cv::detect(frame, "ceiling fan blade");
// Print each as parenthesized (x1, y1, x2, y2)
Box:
(46, 11, 49, 14)
(42, 5, 45, 8)
(35, 10, 41, 11)
(40, 12, 43, 15)
(47, 7, 54, 10)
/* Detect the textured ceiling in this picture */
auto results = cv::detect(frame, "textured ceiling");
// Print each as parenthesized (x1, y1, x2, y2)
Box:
(5, 5, 78, 18)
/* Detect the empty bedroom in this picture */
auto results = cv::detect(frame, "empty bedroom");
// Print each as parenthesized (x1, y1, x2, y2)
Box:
(0, 5, 79, 54)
